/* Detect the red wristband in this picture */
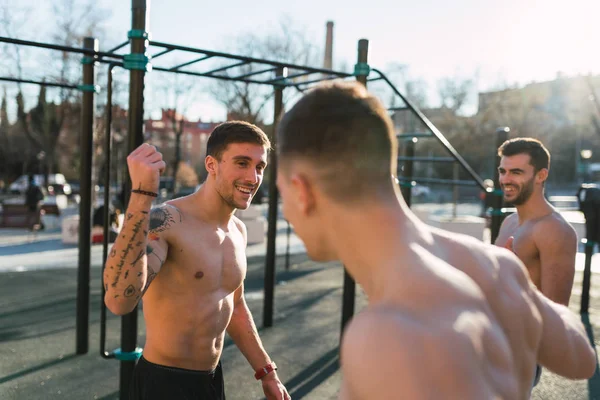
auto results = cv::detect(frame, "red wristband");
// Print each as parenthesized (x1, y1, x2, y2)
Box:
(254, 362, 277, 380)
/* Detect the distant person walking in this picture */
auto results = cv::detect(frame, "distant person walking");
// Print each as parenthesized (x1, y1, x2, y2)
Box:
(24, 175, 44, 230)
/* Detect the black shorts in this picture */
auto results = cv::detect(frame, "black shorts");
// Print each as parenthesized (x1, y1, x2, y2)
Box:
(129, 356, 226, 400)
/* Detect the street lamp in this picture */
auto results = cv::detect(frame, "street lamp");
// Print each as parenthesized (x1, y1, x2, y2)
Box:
(581, 149, 593, 183)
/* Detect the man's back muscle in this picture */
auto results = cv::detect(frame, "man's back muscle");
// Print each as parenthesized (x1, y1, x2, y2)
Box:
(431, 229, 542, 397)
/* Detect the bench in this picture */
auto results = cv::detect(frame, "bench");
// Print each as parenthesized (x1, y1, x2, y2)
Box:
(41, 203, 61, 216)
(0, 203, 44, 229)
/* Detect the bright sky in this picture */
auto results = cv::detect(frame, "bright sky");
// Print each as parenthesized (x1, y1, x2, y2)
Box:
(2, 0, 598, 121)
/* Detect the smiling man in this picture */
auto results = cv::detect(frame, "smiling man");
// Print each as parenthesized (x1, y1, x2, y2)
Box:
(495, 138, 577, 306)
(494, 137, 578, 390)
(103, 121, 290, 400)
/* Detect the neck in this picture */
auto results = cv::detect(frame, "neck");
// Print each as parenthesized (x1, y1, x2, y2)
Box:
(515, 189, 553, 223)
(324, 192, 427, 303)
(191, 181, 236, 227)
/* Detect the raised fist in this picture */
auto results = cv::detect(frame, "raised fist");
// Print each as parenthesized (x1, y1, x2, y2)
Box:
(126, 143, 166, 194)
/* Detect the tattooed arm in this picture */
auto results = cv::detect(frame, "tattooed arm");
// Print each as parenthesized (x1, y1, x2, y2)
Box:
(103, 197, 172, 315)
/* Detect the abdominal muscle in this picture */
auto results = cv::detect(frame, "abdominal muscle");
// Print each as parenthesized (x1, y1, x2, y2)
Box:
(141, 289, 235, 371)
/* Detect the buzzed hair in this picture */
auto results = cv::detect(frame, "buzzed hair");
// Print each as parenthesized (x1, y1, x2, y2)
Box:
(277, 80, 397, 202)
(206, 121, 271, 160)
(498, 137, 550, 172)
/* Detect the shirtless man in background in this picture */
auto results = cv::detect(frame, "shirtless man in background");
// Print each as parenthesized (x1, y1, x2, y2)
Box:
(494, 138, 579, 390)
(495, 138, 577, 306)
(275, 81, 595, 399)
(103, 121, 290, 400)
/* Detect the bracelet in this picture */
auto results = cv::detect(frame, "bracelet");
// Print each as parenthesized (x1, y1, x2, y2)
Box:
(254, 362, 277, 380)
(131, 189, 158, 198)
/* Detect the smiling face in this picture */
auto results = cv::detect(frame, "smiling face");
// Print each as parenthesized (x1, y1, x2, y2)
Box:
(498, 153, 547, 205)
(207, 142, 268, 210)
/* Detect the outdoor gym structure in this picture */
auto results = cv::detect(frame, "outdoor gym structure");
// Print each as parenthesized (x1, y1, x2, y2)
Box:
(0, 0, 537, 398)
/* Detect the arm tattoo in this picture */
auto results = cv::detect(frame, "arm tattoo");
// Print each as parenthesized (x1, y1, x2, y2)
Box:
(142, 267, 158, 294)
(131, 249, 145, 266)
(111, 217, 145, 287)
(146, 244, 164, 265)
(124, 284, 136, 297)
(149, 207, 176, 233)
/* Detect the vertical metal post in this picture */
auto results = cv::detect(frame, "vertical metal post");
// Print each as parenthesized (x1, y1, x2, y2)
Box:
(76, 36, 98, 355)
(580, 241, 594, 314)
(491, 127, 509, 244)
(401, 138, 416, 207)
(263, 67, 285, 328)
(120, 0, 149, 398)
(341, 39, 369, 336)
(101, 64, 117, 359)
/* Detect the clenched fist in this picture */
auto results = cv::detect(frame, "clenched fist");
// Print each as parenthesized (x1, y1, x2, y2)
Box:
(127, 143, 166, 194)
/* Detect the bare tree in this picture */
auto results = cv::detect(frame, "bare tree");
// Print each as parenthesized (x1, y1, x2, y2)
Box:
(210, 16, 320, 125)
(438, 76, 474, 114)
(156, 73, 199, 189)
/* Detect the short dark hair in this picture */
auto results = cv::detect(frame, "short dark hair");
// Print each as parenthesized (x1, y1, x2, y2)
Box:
(498, 137, 550, 171)
(277, 81, 397, 202)
(206, 121, 271, 160)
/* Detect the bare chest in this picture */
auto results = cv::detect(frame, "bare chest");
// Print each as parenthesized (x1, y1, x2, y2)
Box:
(510, 225, 539, 266)
(166, 226, 246, 294)
(500, 222, 541, 285)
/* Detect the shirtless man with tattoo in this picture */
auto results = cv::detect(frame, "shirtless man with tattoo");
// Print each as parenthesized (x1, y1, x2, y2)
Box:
(275, 81, 595, 399)
(494, 137, 579, 389)
(103, 121, 290, 400)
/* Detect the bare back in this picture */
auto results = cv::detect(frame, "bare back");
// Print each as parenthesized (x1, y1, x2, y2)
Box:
(142, 198, 247, 371)
(431, 230, 543, 397)
(341, 229, 542, 400)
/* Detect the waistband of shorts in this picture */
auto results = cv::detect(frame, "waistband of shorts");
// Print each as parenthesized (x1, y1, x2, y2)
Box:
(139, 355, 218, 376)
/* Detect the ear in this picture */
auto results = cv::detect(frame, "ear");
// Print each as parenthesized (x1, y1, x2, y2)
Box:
(290, 173, 316, 216)
(536, 168, 548, 184)
(205, 155, 218, 176)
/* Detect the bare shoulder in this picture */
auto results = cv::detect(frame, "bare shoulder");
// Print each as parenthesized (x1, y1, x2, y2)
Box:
(341, 307, 488, 398)
(503, 212, 519, 225)
(231, 214, 247, 236)
(533, 212, 577, 241)
(148, 202, 184, 237)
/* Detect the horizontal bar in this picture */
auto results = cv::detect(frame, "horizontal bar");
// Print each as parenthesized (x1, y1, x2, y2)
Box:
(0, 76, 78, 89)
(150, 48, 173, 59)
(106, 41, 129, 54)
(170, 55, 213, 71)
(152, 66, 271, 86)
(397, 156, 456, 163)
(397, 177, 479, 187)
(397, 133, 432, 139)
(388, 106, 409, 112)
(367, 76, 384, 82)
(266, 70, 314, 84)
(231, 67, 278, 80)
(202, 61, 248, 75)
(0, 36, 124, 59)
(149, 40, 354, 78)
